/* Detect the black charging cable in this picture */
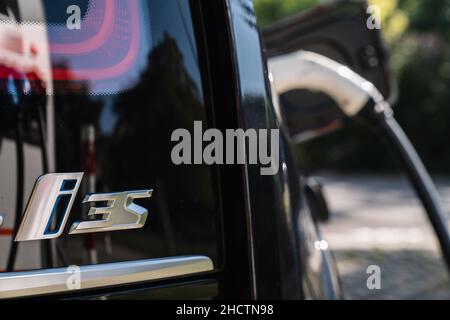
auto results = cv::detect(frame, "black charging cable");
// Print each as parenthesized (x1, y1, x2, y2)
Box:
(357, 101, 450, 271)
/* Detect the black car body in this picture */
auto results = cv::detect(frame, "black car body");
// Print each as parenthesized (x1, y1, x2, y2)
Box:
(0, 0, 341, 299)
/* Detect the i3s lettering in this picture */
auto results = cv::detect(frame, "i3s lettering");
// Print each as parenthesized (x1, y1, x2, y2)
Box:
(15, 173, 153, 241)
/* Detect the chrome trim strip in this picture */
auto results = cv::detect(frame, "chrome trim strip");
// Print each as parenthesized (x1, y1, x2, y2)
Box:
(0, 256, 213, 299)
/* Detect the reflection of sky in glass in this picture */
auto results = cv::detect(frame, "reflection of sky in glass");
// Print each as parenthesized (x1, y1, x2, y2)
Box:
(44, 0, 202, 98)
(47, 0, 152, 95)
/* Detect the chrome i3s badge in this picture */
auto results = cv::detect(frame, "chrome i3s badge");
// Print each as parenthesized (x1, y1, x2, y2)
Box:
(15, 173, 153, 241)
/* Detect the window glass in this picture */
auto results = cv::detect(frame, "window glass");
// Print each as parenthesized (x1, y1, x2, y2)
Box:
(0, 0, 218, 271)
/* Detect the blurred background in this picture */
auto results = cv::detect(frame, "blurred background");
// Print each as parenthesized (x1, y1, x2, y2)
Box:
(254, 0, 450, 299)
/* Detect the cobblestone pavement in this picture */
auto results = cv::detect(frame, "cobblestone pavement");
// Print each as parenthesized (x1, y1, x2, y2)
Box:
(318, 175, 450, 299)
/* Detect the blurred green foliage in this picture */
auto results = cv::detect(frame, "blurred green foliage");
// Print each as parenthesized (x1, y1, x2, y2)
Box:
(253, 0, 318, 26)
(255, 0, 450, 173)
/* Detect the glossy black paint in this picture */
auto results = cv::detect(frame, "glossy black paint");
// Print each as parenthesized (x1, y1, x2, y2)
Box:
(226, 0, 302, 299)
(196, 0, 253, 299)
(225, 0, 341, 299)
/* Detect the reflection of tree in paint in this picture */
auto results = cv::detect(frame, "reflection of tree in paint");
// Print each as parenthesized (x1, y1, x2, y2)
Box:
(53, 61, 103, 172)
(104, 33, 216, 255)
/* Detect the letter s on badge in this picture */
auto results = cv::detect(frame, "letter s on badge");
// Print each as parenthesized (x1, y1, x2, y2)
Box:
(69, 190, 152, 235)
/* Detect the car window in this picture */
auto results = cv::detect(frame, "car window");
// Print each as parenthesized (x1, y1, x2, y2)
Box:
(0, 0, 219, 273)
